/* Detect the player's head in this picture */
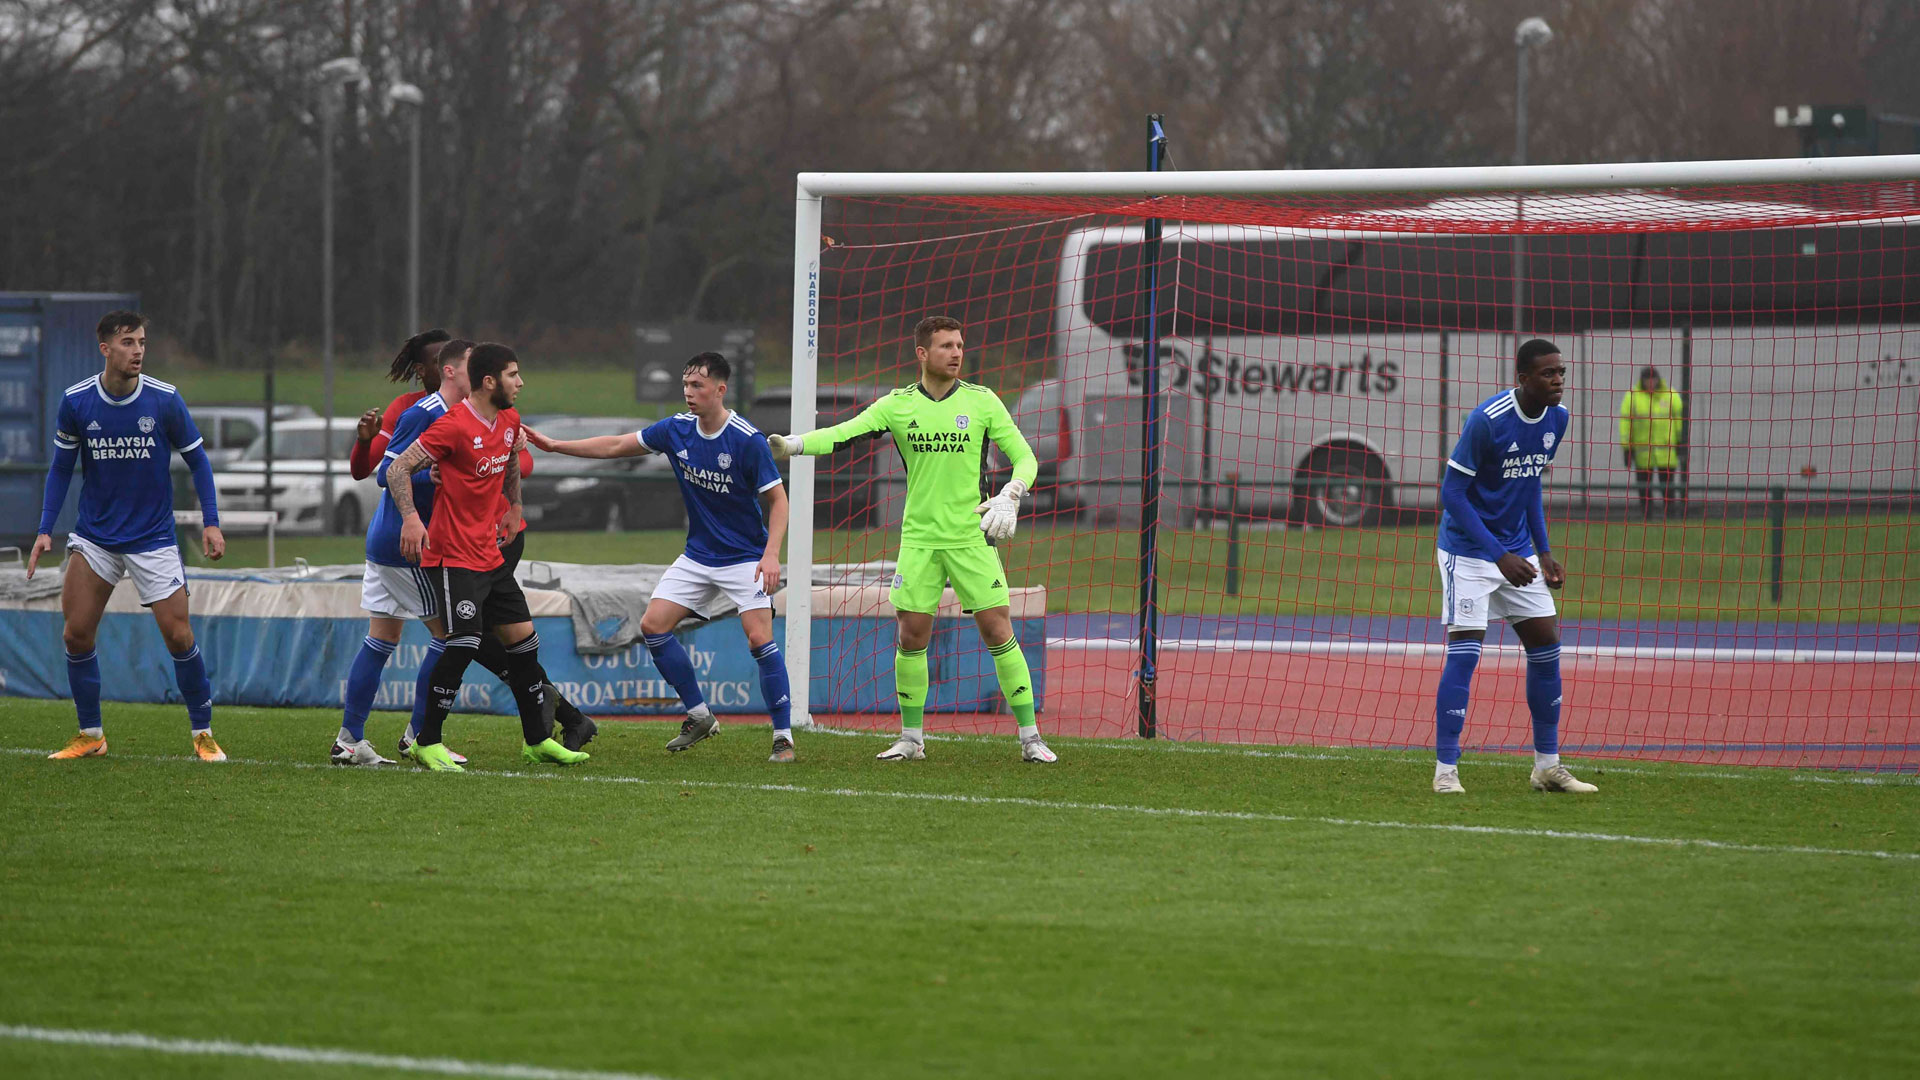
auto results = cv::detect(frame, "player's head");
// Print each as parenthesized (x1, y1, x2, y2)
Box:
(1639, 366, 1662, 392)
(468, 343, 521, 410)
(436, 339, 475, 400)
(96, 310, 148, 376)
(1516, 338, 1565, 407)
(682, 352, 729, 414)
(914, 315, 965, 380)
(388, 328, 451, 388)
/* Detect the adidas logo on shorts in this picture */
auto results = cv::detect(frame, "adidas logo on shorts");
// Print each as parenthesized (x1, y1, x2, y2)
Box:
(990, 578, 1002, 587)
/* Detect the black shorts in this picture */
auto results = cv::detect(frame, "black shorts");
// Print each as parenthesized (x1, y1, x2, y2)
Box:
(429, 561, 532, 638)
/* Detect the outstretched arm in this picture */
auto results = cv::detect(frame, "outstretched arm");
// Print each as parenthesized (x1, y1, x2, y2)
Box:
(768, 399, 893, 460)
(525, 428, 650, 459)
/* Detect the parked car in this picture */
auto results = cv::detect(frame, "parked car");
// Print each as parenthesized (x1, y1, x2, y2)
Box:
(214, 418, 378, 534)
(190, 404, 319, 468)
(744, 385, 888, 529)
(520, 416, 683, 531)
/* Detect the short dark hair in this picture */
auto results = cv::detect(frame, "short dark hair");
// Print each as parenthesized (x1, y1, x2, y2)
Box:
(388, 328, 452, 382)
(97, 310, 146, 342)
(1517, 338, 1562, 375)
(915, 315, 964, 351)
(438, 339, 475, 369)
(684, 352, 730, 382)
(468, 343, 518, 390)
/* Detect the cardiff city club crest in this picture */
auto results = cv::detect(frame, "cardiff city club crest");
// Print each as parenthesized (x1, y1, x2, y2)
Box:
(955, 414, 970, 430)
(1543, 431, 1556, 450)
(717, 452, 732, 469)
(138, 415, 156, 434)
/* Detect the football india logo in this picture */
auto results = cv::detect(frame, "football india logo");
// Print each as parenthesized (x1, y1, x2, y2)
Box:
(455, 600, 478, 620)
(955, 414, 969, 430)
(717, 452, 732, 469)
(1543, 431, 1556, 450)
(138, 415, 156, 434)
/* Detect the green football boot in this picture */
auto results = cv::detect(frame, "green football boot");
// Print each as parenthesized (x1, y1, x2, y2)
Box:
(412, 742, 465, 772)
(523, 737, 590, 766)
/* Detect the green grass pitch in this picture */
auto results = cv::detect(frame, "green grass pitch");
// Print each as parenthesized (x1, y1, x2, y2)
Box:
(2, 700, 1916, 1078)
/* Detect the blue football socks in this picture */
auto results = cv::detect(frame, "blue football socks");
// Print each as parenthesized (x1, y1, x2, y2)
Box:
(1434, 637, 1482, 766)
(751, 640, 792, 732)
(342, 636, 398, 742)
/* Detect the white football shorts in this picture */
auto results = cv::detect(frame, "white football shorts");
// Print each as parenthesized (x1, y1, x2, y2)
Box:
(362, 560, 438, 621)
(651, 554, 772, 618)
(1436, 549, 1556, 632)
(67, 533, 189, 607)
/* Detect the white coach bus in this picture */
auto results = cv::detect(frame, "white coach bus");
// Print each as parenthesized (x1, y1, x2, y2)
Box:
(1013, 210, 1920, 526)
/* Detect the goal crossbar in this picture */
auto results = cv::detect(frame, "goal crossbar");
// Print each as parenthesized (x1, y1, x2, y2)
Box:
(782, 154, 1920, 734)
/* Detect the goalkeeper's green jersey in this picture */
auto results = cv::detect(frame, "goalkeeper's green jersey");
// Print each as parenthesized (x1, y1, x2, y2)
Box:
(800, 380, 1038, 550)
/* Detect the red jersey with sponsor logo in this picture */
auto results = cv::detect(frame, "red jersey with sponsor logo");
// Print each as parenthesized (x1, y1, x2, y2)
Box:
(413, 400, 523, 571)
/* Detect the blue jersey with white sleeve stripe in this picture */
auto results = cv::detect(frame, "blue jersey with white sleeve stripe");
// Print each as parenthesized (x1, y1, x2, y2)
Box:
(638, 410, 782, 567)
(1438, 390, 1570, 560)
(364, 390, 448, 566)
(53, 374, 206, 554)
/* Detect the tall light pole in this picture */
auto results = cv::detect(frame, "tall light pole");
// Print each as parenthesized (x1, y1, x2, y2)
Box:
(388, 82, 424, 335)
(318, 56, 366, 533)
(1513, 16, 1552, 350)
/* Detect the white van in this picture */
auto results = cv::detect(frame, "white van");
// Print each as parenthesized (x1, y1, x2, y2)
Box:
(1014, 218, 1920, 526)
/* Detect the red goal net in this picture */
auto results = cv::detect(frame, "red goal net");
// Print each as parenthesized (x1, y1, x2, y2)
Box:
(797, 178, 1920, 772)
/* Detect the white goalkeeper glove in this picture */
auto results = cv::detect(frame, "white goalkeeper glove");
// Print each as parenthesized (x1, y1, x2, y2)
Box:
(975, 478, 1027, 541)
(768, 433, 801, 461)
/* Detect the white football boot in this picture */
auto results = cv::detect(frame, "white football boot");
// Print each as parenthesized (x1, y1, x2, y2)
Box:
(332, 737, 396, 766)
(876, 735, 926, 761)
(1530, 763, 1599, 793)
(1020, 735, 1058, 763)
(1433, 767, 1466, 794)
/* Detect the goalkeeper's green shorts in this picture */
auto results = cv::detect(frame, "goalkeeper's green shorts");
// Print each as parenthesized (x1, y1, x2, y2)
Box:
(889, 544, 1012, 615)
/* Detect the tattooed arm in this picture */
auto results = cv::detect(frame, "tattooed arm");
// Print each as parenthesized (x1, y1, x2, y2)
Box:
(497, 448, 522, 542)
(389, 440, 435, 563)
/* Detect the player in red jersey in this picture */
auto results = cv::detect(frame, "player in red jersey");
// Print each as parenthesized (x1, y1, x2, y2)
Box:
(385, 343, 587, 771)
(350, 328, 448, 481)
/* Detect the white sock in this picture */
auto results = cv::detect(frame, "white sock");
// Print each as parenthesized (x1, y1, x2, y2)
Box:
(1435, 760, 1458, 778)
(689, 703, 713, 720)
(1018, 724, 1039, 741)
(900, 727, 924, 743)
(1535, 752, 1560, 771)
(337, 726, 353, 743)
(81, 726, 103, 739)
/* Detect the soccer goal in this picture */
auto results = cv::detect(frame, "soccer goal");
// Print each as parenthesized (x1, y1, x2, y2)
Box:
(782, 154, 1920, 772)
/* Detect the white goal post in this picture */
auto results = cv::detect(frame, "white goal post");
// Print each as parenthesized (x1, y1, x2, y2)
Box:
(781, 153, 1920, 728)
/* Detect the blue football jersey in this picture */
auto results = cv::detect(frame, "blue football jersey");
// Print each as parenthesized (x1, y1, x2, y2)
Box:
(1438, 390, 1570, 560)
(53, 374, 205, 554)
(365, 391, 448, 566)
(639, 411, 782, 567)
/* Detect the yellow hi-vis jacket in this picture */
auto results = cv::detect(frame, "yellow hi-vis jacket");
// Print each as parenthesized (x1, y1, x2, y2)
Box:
(1618, 382, 1685, 469)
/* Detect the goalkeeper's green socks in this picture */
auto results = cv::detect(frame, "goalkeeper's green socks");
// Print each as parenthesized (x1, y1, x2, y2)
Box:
(895, 647, 928, 736)
(988, 636, 1038, 735)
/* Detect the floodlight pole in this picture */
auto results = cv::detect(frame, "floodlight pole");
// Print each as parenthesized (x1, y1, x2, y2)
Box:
(389, 82, 425, 334)
(1513, 17, 1552, 349)
(1137, 114, 1168, 740)
(317, 57, 366, 534)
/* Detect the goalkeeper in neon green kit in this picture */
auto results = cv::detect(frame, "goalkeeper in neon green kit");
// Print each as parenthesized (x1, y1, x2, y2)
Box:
(770, 315, 1054, 762)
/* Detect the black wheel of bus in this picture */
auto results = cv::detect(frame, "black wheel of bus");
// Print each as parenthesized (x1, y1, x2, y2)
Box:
(1296, 447, 1391, 529)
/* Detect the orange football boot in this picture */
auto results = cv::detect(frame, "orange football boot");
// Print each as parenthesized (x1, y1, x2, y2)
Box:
(192, 731, 228, 762)
(48, 733, 107, 759)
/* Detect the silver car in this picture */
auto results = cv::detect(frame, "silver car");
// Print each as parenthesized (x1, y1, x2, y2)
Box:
(214, 418, 380, 534)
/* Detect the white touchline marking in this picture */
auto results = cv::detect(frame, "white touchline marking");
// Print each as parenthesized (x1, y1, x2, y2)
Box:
(0, 1024, 670, 1080)
(4, 746, 1914, 861)
(802, 725, 1918, 785)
